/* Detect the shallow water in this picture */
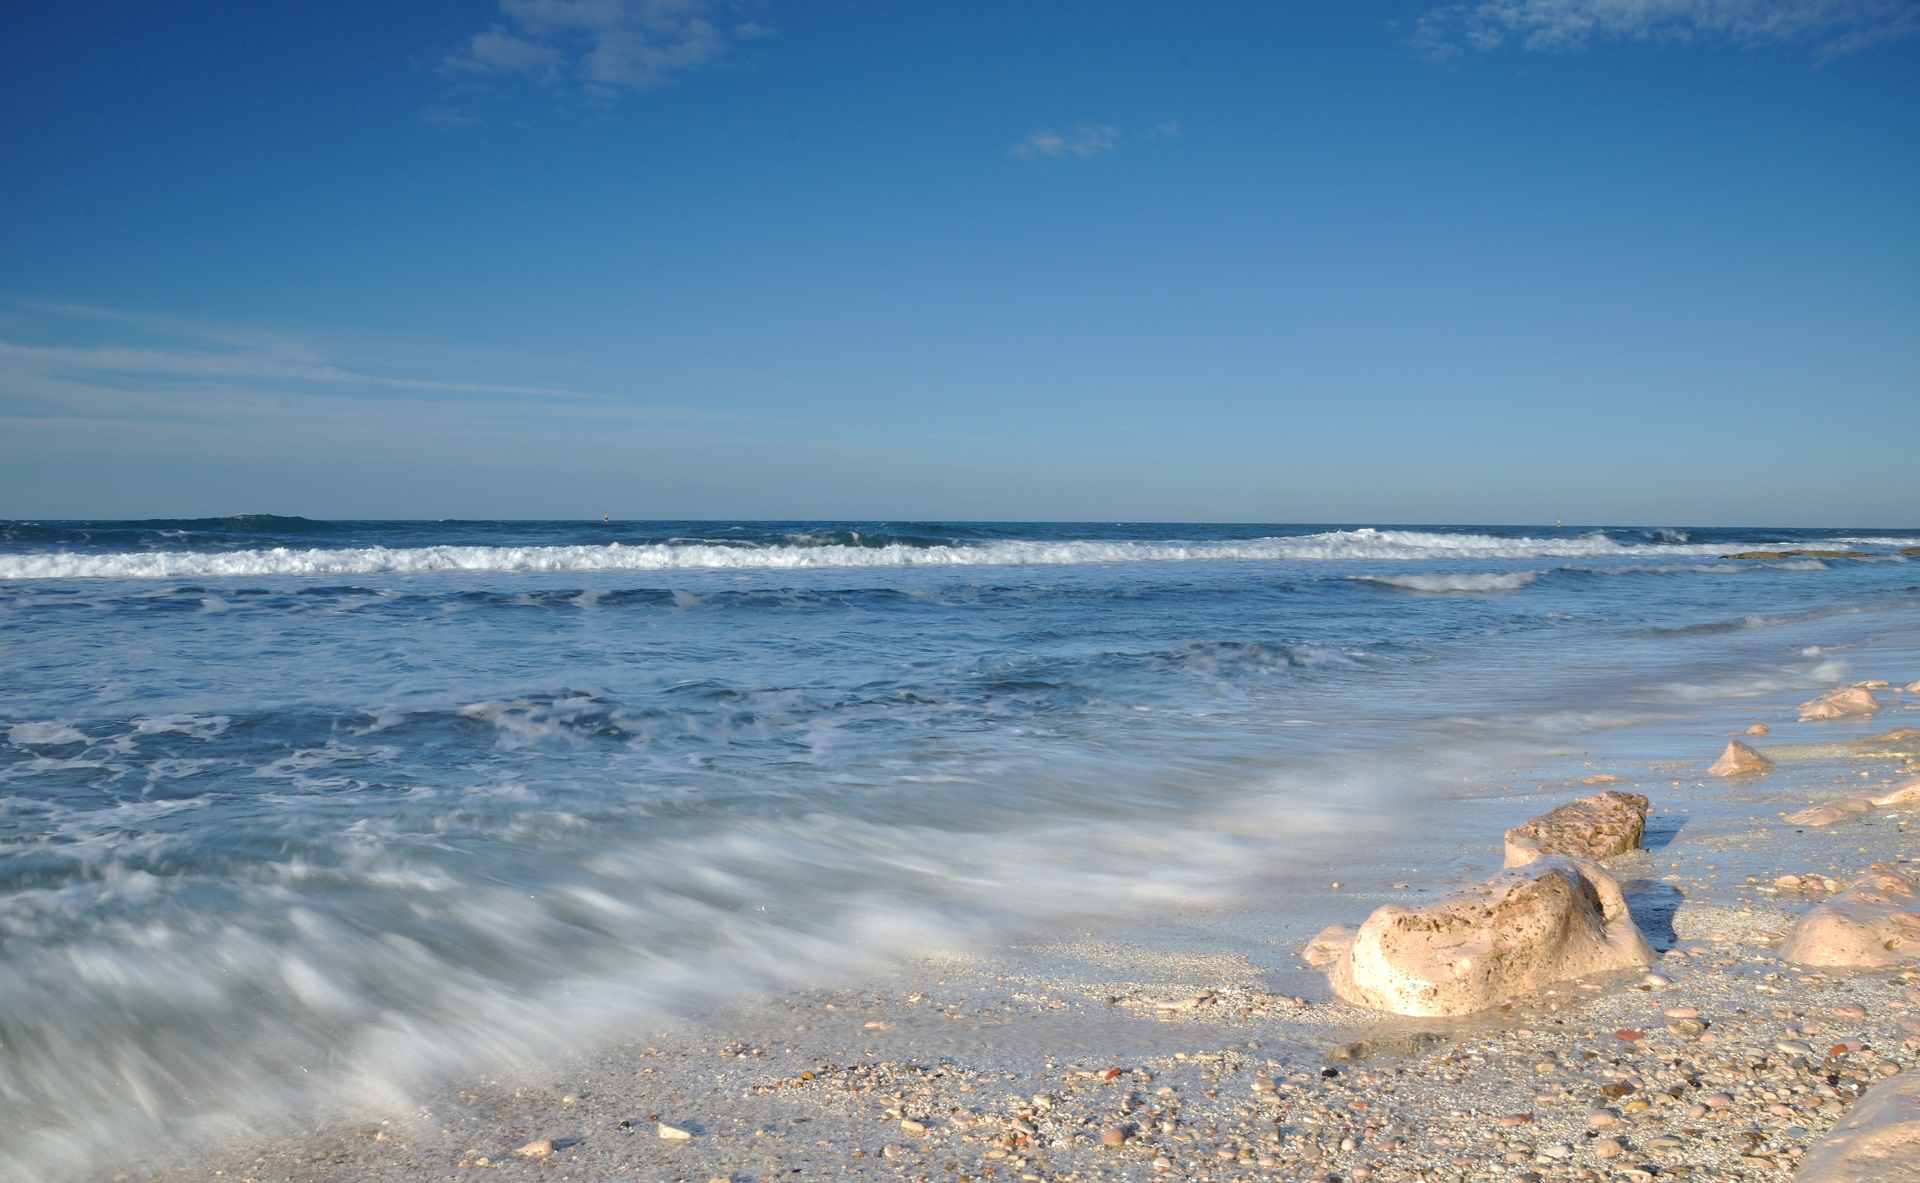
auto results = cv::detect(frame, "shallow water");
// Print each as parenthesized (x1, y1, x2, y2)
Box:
(1, 519, 1915, 1177)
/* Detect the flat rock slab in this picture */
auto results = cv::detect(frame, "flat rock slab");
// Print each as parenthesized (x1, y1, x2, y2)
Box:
(1796, 1070, 1920, 1183)
(1504, 790, 1650, 867)
(1779, 864, 1920, 968)
(1308, 857, 1653, 1017)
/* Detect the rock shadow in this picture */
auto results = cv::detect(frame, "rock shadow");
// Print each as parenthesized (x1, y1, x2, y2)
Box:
(1621, 880, 1685, 950)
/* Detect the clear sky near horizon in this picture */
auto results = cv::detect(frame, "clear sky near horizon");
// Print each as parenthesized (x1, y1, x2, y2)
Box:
(1, 2, 1915, 525)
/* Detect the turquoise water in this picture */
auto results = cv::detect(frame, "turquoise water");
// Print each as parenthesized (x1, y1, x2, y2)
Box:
(1, 519, 1916, 1175)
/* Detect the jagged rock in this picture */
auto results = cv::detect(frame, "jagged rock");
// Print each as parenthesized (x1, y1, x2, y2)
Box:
(1707, 740, 1772, 777)
(1785, 799, 1874, 826)
(1779, 863, 1920, 968)
(1503, 791, 1650, 867)
(1801, 686, 1881, 721)
(1315, 857, 1653, 1016)
(1796, 1069, 1920, 1182)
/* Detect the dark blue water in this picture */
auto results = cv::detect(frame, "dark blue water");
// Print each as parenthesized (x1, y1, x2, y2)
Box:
(1, 519, 1916, 1176)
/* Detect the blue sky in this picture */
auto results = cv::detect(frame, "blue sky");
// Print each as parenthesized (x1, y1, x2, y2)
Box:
(1, 1, 1915, 524)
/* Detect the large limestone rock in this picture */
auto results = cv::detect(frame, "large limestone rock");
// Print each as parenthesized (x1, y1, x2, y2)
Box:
(1778, 864, 1920, 968)
(1801, 686, 1881, 721)
(1707, 740, 1773, 777)
(1796, 1070, 1920, 1183)
(1503, 790, 1650, 867)
(1874, 780, 1920, 807)
(1307, 857, 1653, 1016)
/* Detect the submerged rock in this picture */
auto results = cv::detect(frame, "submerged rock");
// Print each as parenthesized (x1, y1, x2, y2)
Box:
(1708, 740, 1773, 777)
(1795, 1069, 1920, 1182)
(1313, 857, 1653, 1016)
(1784, 798, 1875, 826)
(1779, 864, 1920, 968)
(1801, 686, 1881, 721)
(1503, 790, 1649, 867)
(1873, 781, 1920, 807)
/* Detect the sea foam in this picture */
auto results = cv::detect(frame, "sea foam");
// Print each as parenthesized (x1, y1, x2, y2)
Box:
(0, 529, 1741, 579)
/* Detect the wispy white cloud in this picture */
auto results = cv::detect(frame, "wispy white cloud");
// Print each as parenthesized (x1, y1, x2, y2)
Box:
(1011, 124, 1123, 161)
(1417, 0, 1920, 58)
(440, 0, 769, 105)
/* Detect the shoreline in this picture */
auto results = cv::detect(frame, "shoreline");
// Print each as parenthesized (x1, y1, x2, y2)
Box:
(88, 686, 1920, 1183)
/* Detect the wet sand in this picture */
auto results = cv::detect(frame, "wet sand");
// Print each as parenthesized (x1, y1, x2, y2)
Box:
(101, 694, 1920, 1183)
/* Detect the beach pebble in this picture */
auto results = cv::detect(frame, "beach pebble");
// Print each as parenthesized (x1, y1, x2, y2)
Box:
(514, 1140, 555, 1158)
(658, 1122, 698, 1141)
(1832, 1003, 1868, 1019)
(1701, 1092, 1734, 1108)
(1776, 875, 1803, 888)
(899, 1119, 926, 1133)
(1498, 1113, 1532, 1128)
(1587, 1110, 1619, 1128)
(1777, 1039, 1815, 1056)
(1101, 1127, 1130, 1147)
(863, 1020, 891, 1029)
(1670, 1018, 1706, 1037)
(1662, 1006, 1699, 1019)
(881, 1144, 901, 1158)
(1643, 973, 1672, 987)
(1708, 741, 1772, 777)
(1746, 724, 1770, 735)
(1594, 1138, 1625, 1159)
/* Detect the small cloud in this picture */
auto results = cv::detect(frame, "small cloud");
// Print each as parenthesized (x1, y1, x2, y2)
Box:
(434, 0, 770, 118)
(1417, 0, 1920, 60)
(1011, 123, 1122, 160)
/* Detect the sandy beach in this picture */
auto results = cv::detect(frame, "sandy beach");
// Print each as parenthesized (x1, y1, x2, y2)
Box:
(95, 682, 1920, 1183)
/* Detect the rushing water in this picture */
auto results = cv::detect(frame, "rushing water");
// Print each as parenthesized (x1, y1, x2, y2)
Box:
(1, 518, 1916, 1176)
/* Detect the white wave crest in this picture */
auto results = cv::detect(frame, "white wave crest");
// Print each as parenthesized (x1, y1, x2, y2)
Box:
(0, 529, 1745, 580)
(1355, 571, 1542, 593)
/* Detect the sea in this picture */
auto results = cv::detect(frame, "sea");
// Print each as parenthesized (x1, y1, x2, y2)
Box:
(2, 518, 1917, 1177)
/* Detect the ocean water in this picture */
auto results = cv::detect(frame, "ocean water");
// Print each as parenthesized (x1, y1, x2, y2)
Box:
(2, 518, 1917, 1176)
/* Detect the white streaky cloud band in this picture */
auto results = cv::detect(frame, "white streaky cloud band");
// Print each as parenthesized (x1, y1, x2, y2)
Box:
(1419, 0, 1920, 56)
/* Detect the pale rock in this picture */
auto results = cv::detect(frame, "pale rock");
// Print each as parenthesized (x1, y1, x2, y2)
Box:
(1708, 740, 1773, 777)
(1785, 799, 1874, 826)
(1503, 791, 1650, 867)
(1796, 1070, 1920, 1182)
(1872, 781, 1920, 808)
(1801, 686, 1881, 721)
(1780, 864, 1920, 969)
(514, 1140, 555, 1159)
(1746, 724, 1770, 735)
(1302, 924, 1357, 968)
(1318, 856, 1654, 1016)
(658, 1122, 698, 1141)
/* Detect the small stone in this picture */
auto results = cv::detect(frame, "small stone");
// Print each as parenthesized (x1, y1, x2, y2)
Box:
(1832, 1003, 1868, 1019)
(881, 1144, 901, 1158)
(1587, 1110, 1619, 1128)
(1670, 1018, 1707, 1037)
(1709, 741, 1773, 777)
(1594, 1138, 1624, 1159)
(1504, 791, 1650, 866)
(863, 1020, 891, 1030)
(1700, 1092, 1733, 1108)
(1101, 1128, 1129, 1147)
(899, 1119, 926, 1133)
(1643, 973, 1672, 987)
(658, 1122, 698, 1141)
(1614, 1028, 1646, 1042)
(1647, 1135, 1685, 1151)
(1777, 1039, 1815, 1057)
(1746, 724, 1770, 735)
(1776, 875, 1804, 888)
(515, 1140, 555, 1158)
(1498, 1113, 1533, 1128)
(1663, 1006, 1699, 1019)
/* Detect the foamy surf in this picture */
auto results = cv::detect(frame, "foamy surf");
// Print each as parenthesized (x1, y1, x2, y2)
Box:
(0, 528, 1765, 580)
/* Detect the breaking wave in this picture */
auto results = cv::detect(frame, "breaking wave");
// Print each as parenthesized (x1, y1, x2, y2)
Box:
(1356, 571, 1542, 593)
(0, 529, 1746, 580)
